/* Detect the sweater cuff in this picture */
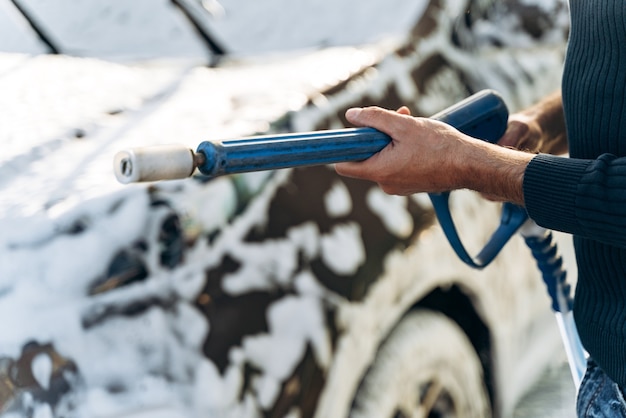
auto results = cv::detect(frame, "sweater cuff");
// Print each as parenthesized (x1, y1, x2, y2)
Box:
(523, 154, 591, 234)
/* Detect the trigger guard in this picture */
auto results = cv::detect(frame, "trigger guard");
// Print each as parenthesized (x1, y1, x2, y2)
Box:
(429, 193, 528, 269)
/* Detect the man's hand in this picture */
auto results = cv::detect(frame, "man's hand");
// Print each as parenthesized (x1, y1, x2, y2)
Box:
(498, 113, 545, 152)
(335, 105, 533, 206)
(335, 106, 466, 195)
(499, 91, 568, 155)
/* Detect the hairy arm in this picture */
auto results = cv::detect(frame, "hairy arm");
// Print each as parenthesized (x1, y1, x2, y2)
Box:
(334, 107, 534, 206)
(335, 92, 569, 206)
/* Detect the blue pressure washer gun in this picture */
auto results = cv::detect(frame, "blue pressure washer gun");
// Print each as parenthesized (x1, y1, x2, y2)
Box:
(113, 89, 585, 387)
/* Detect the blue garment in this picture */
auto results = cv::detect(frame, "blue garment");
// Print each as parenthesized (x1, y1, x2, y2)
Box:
(523, 0, 626, 393)
(577, 359, 626, 417)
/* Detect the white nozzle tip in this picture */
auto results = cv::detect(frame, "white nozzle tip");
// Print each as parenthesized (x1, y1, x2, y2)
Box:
(114, 150, 140, 184)
(113, 145, 195, 183)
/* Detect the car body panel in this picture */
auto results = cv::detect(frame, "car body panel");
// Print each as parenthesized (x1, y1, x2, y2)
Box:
(0, 0, 572, 416)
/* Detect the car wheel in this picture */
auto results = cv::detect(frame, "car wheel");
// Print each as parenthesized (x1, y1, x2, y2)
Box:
(350, 309, 492, 418)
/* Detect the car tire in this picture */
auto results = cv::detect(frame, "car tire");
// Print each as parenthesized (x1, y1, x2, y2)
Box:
(350, 309, 492, 418)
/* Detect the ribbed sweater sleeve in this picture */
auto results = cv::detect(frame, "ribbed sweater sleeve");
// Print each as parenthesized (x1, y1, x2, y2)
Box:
(524, 0, 626, 252)
(540, 0, 626, 389)
(524, 153, 626, 249)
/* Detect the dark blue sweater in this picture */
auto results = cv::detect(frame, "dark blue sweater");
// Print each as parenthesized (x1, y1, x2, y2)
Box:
(523, 0, 626, 387)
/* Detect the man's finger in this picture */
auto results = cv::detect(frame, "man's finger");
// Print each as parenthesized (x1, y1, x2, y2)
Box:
(345, 106, 404, 134)
(397, 106, 411, 115)
(335, 160, 377, 179)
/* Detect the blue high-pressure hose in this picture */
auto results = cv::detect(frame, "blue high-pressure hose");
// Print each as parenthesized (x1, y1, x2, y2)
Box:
(519, 221, 586, 386)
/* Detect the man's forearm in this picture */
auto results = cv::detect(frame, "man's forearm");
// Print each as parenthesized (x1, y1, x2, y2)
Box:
(457, 136, 534, 206)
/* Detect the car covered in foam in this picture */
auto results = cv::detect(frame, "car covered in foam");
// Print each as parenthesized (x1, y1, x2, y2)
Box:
(0, 0, 572, 417)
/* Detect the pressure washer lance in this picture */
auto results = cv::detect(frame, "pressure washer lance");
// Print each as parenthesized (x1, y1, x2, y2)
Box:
(114, 89, 587, 389)
(113, 90, 508, 184)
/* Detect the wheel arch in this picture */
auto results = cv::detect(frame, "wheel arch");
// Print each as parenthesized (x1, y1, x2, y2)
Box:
(410, 281, 495, 409)
(314, 266, 504, 418)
